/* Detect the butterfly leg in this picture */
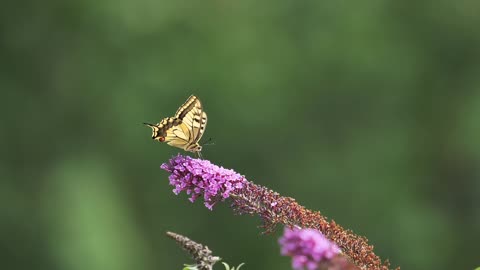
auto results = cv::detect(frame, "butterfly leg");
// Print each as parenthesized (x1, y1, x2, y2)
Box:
(196, 151, 203, 159)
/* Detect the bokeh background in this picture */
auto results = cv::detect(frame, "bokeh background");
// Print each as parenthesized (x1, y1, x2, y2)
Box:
(1, 1, 479, 269)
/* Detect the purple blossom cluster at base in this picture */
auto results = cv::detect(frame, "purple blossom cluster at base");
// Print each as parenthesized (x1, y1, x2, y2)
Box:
(279, 227, 341, 270)
(161, 155, 246, 209)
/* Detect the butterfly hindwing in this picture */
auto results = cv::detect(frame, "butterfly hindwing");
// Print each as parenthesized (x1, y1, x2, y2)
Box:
(197, 111, 207, 142)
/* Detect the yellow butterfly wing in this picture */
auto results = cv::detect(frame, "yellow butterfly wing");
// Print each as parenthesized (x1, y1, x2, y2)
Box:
(175, 95, 200, 119)
(197, 111, 207, 142)
(176, 96, 207, 144)
(164, 122, 192, 149)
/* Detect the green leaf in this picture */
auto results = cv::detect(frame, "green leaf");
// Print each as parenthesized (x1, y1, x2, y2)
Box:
(222, 262, 231, 270)
(221, 262, 245, 270)
(183, 264, 198, 270)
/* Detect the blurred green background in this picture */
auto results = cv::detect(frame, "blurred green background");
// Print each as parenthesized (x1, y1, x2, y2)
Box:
(1, 1, 479, 269)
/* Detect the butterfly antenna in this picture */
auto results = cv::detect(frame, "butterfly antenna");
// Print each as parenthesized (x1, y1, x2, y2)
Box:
(203, 137, 216, 146)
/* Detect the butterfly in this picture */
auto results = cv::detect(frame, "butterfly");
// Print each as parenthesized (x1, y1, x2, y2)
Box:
(144, 95, 208, 158)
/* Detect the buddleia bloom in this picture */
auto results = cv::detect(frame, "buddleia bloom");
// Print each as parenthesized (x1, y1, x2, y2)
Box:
(161, 155, 398, 270)
(279, 227, 343, 270)
(161, 155, 246, 209)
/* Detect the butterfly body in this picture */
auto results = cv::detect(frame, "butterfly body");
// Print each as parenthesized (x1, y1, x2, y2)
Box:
(145, 95, 207, 156)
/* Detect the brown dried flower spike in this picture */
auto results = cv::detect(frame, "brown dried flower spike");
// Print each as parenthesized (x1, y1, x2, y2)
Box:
(166, 231, 221, 270)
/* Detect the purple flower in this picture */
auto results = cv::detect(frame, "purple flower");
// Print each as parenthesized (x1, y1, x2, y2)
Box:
(279, 227, 341, 270)
(161, 155, 246, 210)
(161, 155, 391, 270)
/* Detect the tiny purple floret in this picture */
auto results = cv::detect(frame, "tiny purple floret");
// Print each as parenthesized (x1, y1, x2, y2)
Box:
(161, 155, 246, 210)
(279, 227, 341, 270)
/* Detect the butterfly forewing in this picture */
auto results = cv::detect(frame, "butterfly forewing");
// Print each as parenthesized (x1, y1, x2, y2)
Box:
(181, 99, 205, 143)
(164, 124, 190, 148)
(175, 95, 201, 120)
(149, 117, 181, 139)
